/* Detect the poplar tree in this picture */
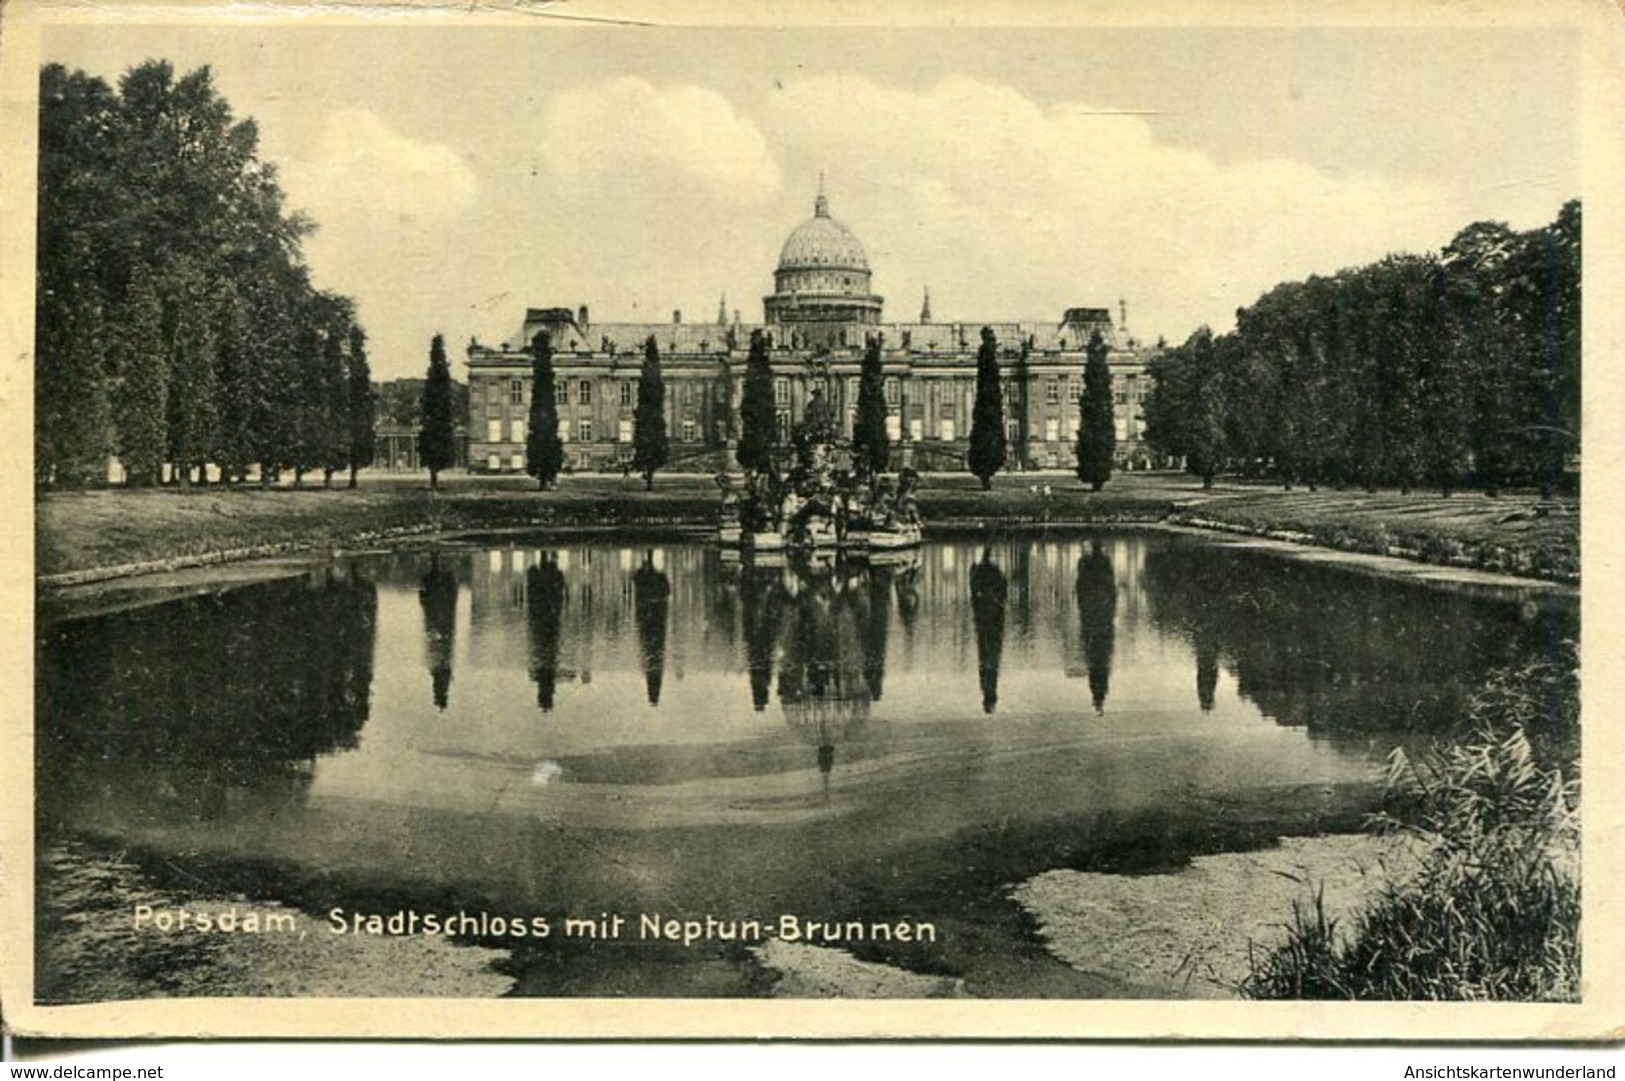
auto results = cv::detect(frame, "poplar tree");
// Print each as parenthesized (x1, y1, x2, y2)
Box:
(632, 335, 669, 490)
(112, 274, 169, 486)
(319, 307, 351, 488)
(526, 330, 565, 489)
(346, 324, 375, 488)
(737, 328, 776, 473)
(164, 277, 221, 489)
(967, 326, 1007, 490)
(420, 333, 456, 490)
(36, 64, 117, 488)
(1074, 329, 1115, 491)
(853, 333, 890, 474)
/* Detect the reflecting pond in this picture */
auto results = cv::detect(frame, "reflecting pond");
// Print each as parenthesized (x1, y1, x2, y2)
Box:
(36, 532, 1576, 999)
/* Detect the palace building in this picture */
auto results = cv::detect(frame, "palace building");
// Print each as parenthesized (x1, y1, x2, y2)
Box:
(465, 184, 1161, 474)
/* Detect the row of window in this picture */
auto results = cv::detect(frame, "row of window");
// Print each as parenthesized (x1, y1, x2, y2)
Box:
(483, 418, 705, 444)
(484, 408, 1142, 448)
(482, 411, 1140, 450)
(488, 373, 1143, 410)
(496, 378, 725, 408)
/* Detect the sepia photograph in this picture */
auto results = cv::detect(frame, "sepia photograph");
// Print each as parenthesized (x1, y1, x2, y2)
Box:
(2, 0, 1620, 1042)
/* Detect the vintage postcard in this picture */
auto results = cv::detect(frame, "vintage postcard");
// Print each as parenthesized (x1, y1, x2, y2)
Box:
(2, 0, 1622, 1042)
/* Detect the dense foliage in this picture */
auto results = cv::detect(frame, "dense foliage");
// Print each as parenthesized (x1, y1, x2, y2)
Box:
(1144, 202, 1580, 496)
(966, 326, 1007, 490)
(1074, 330, 1115, 491)
(632, 335, 670, 490)
(36, 61, 367, 489)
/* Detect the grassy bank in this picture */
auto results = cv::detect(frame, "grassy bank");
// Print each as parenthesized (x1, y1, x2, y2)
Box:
(36, 470, 1578, 585)
(1173, 486, 1579, 583)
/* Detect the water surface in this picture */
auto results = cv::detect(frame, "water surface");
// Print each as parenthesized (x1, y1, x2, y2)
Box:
(36, 532, 1574, 999)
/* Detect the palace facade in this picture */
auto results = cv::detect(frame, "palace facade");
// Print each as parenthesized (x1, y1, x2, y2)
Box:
(466, 186, 1162, 474)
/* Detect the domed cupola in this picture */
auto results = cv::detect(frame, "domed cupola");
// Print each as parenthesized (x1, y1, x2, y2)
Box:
(778, 188, 871, 273)
(764, 178, 884, 332)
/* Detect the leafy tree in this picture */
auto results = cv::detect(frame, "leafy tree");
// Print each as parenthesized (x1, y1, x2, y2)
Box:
(1533, 200, 1581, 497)
(1074, 329, 1115, 491)
(1141, 202, 1577, 498)
(525, 331, 565, 489)
(212, 284, 257, 485)
(1144, 327, 1229, 488)
(288, 322, 325, 487)
(853, 333, 890, 474)
(737, 328, 776, 473)
(111, 275, 169, 486)
(164, 270, 222, 489)
(631, 335, 669, 490)
(420, 333, 456, 490)
(1444, 221, 1520, 495)
(36, 64, 118, 487)
(316, 297, 354, 488)
(966, 326, 1007, 490)
(346, 324, 375, 489)
(1372, 256, 1436, 493)
(35, 59, 356, 493)
(36, 285, 111, 489)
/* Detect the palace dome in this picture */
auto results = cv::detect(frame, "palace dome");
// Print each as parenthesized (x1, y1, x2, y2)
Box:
(777, 190, 870, 273)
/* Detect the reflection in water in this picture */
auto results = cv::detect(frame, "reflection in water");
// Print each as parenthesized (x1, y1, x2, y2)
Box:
(741, 563, 785, 711)
(632, 553, 671, 706)
(969, 549, 1008, 714)
(895, 559, 921, 639)
(420, 554, 459, 711)
(38, 566, 378, 824)
(526, 556, 567, 711)
(1140, 542, 1573, 757)
(38, 536, 1579, 835)
(865, 565, 893, 701)
(776, 557, 873, 791)
(1196, 635, 1220, 713)
(1077, 540, 1117, 716)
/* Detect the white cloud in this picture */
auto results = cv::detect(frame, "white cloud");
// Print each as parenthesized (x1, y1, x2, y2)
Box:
(285, 108, 478, 230)
(756, 74, 1560, 342)
(540, 78, 781, 204)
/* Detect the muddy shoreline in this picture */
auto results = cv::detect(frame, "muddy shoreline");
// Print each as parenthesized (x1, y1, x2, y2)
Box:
(38, 779, 1387, 1003)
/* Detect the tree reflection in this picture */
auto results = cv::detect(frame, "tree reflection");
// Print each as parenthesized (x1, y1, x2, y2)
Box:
(1140, 541, 1576, 758)
(419, 553, 459, 711)
(1076, 539, 1117, 716)
(526, 555, 568, 711)
(864, 564, 893, 701)
(740, 562, 786, 711)
(632, 552, 671, 706)
(895, 558, 921, 640)
(969, 547, 1008, 714)
(1196, 633, 1220, 713)
(37, 565, 378, 824)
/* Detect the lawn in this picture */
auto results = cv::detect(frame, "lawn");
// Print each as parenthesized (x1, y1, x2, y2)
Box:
(35, 470, 1578, 584)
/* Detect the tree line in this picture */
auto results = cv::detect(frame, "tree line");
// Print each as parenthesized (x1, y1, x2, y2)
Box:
(1142, 201, 1580, 497)
(36, 61, 374, 490)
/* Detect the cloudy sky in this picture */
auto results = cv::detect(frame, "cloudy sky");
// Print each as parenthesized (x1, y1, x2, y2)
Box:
(43, 18, 1582, 381)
